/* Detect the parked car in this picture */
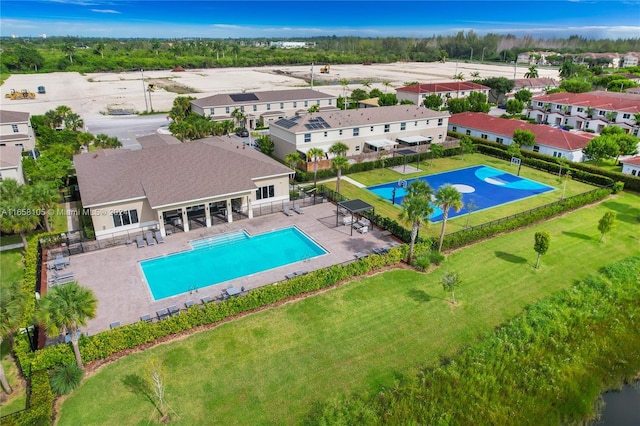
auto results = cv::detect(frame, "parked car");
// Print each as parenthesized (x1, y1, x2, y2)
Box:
(37, 86, 46, 94)
(235, 128, 249, 137)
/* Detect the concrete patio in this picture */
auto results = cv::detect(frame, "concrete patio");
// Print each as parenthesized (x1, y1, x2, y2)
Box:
(48, 202, 398, 336)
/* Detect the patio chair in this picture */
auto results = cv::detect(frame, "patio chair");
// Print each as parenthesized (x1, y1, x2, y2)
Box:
(140, 314, 152, 322)
(49, 271, 74, 283)
(154, 230, 165, 244)
(294, 203, 304, 214)
(156, 308, 169, 320)
(283, 205, 294, 216)
(167, 305, 180, 316)
(342, 215, 354, 226)
(145, 231, 156, 246)
(136, 235, 145, 248)
(51, 275, 75, 286)
(357, 225, 369, 234)
(109, 321, 121, 329)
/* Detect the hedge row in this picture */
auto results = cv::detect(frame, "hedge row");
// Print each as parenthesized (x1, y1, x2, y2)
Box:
(23, 246, 405, 372)
(440, 187, 612, 251)
(0, 370, 53, 426)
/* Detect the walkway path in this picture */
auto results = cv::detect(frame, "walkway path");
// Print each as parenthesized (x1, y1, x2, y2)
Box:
(0, 242, 24, 251)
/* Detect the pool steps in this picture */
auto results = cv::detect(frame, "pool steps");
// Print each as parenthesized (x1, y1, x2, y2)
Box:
(190, 230, 248, 250)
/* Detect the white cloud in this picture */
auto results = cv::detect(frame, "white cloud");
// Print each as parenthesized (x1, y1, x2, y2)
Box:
(90, 9, 121, 14)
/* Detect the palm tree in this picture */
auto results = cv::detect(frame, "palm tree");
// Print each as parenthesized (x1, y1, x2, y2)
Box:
(77, 131, 95, 151)
(399, 180, 434, 264)
(382, 80, 393, 93)
(434, 184, 463, 252)
(328, 141, 349, 157)
(62, 43, 75, 64)
(340, 79, 350, 109)
(524, 65, 539, 78)
(307, 147, 325, 187)
(64, 112, 84, 131)
(285, 152, 301, 184)
(0, 193, 40, 249)
(36, 282, 97, 369)
(0, 282, 25, 394)
(231, 108, 246, 128)
(470, 71, 481, 79)
(28, 182, 60, 232)
(361, 80, 372, 89)
(331, 155, 350, 194)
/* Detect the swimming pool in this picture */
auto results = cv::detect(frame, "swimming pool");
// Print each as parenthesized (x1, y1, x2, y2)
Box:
(139, 227, 327, 300)
(367, 165, 554, 222)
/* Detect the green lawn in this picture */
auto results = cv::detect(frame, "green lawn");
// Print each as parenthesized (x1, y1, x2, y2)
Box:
(56, 191, 640, 425)
(331, 154, 597, 239)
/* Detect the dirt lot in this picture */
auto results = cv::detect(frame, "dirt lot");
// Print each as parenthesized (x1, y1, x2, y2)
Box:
(1, 62, 558, 118)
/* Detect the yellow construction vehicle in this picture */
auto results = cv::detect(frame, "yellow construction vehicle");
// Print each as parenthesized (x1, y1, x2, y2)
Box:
(320, 64, 330, 74)
(148, 84, 157, 92)
(5, 89, 36, 100)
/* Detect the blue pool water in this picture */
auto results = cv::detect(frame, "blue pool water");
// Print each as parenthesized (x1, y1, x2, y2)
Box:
(140, 227, 327, 300)
(367, 165, 554, 222)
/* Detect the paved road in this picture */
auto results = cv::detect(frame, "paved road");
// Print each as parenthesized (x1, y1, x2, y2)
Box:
(84, 113, 171, 150)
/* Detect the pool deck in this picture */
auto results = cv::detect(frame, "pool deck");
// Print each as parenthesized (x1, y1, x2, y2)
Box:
(55, 202, 398, 336)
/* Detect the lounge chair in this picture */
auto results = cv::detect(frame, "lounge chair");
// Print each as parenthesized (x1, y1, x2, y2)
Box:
(136, 235, 145, 248)
(357, 225, 369, 234)
(201, 296, 213, 304)
(283, 205, 294, 216)
(354, 252, 367, 260)
(49, 271, 74, 283)
(294, 203, 304, 214)
(156, 308, 169, 320)
(342, 215, 354, 226)
(109, 321, 121, 329)
(167, 305, 180, 316)
(285, 272, 297, 280)
(140, 314, 152, 322)
(155, 231, 165, 244)
(185, 300, 195, 309)
(145, 231, 156, 246)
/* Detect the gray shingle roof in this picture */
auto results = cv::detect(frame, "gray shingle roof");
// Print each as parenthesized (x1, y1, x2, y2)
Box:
(273, 105, 449, 132)
(192, 89, 336, 108)
(0, 110, 30, 124)
(74, 138, 292, 208)
(0, 146, 23, 168)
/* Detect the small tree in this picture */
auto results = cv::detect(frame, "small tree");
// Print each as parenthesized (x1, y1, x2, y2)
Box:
(514, 89, 532, 104)
(284, 151, 301, 183)
(0, 282, 25, 394)
(146, 359, 169, 420)
(598, 212, 616, 242)
(533, 231, 551, 269)
(255, 134, 274, 156)
(430, 143, 444, 166)
(513, 128, 536, 147)
(459, 136, 475, 160)
(505, 99, 525, 116)
(423, 94, 443, 110)
(441, 271, 461, 304)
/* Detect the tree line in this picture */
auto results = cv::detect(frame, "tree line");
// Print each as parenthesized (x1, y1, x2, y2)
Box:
(2, 33, 639, 74)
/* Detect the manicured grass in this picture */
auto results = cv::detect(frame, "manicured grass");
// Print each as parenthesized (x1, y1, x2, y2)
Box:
(0, 249, 25, 289)
(56, 191, 640, 425)
(0, 353, 27, 416)
(0, 234, 22, 247)
(333, 154, 597, 238)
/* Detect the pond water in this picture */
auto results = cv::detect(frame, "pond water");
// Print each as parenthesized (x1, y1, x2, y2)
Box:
(591, 383, 640, 426)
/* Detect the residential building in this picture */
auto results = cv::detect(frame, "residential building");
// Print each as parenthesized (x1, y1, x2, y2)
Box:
(511, 78, 559, 96)
(622, 54, 639, 68)
(395, 82, 490, 106)
(269, 104, 450, 160)
(527, 91, 640, 135)
(620, 156, 640, 176)
(449, 112, 596, 162)
(74, 135, 293, 240)
(0, 145, 25, 184)
(0, 109, 35, 151)
(191, 89, 338, 129)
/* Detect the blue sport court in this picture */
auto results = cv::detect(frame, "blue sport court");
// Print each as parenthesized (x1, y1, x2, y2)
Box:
(367, 165, 555, 222)
(139, 227, 327, 300)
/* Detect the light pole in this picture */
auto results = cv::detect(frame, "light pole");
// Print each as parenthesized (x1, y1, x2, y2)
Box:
(140, 68, 149, 113)
(481, 47, 486, 62)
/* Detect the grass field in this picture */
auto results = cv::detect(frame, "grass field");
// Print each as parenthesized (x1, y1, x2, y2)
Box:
(56, 191, 640, 425)
(327, 154, 597, 239)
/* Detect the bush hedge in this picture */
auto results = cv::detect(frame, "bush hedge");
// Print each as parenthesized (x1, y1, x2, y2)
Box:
(1, 370, 53, 426)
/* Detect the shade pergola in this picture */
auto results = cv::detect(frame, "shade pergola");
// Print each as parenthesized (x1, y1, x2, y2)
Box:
(395, 148, 419, 173)
(397, 135, 432, 146)
(336, 199, 375, 235)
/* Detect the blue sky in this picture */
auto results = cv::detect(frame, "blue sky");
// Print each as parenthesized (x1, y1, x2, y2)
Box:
(1, 0, 639, 39)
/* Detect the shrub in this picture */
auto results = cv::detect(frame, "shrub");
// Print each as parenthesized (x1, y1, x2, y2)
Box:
(429, 251, 446, 266)
(414, 254, 431, 271)
(50, 362, 84, 395)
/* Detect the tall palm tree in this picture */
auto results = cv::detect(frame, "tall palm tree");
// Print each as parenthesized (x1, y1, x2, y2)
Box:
(399, 180, 434, 264)
(64, 112, 84, 131)
(435, 184, 463, 252)
(285, 152, 302, 184)
(0, 282, 25, 394)
(94, 42, 105, 59)
(231, 108, 246, 128)
(62, 43, 75, 64)
(28, 182, 60, 232)
(382, 80, 393, 93)
(331, 155, 350, 194)
(307, 147, 325, 187)
(340, 79, 350, 109)
(36, 282, 97, 369)
(524, 65, 539, 79)
(361, 80, 372, 89)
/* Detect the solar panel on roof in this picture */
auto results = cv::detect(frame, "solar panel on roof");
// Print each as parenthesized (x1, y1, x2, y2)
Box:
(229, 93, 259, 102)
(276, 116, 301, 129)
